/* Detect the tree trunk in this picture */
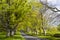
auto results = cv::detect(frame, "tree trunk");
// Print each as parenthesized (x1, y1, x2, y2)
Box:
(6, 29, 16, 37)
(6, 29, 10, 37)
(43, 29, 46, 36)
(14, 30, 16, 35)
(10, 30, 15, 36)
(36, 30, 38, 35)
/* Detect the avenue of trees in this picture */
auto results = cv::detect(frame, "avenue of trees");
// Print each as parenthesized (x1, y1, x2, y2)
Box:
(0, 0, 43, 37)
(0, 0, 60, 38)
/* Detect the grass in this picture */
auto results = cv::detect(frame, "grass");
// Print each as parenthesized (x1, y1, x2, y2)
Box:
(38, 36, 60, 40)
(0, 32, 25, 40)
(0, 35, 25, 40)
(25, 32, 60, 40)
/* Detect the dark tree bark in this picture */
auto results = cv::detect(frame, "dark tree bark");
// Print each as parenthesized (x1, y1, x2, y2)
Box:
(6, 29, 16, 37)
(6, 29, 10, 37)
(10, 30, 14, 36)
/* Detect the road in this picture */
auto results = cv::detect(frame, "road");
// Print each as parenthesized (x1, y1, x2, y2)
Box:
(20, 31, 48, 40)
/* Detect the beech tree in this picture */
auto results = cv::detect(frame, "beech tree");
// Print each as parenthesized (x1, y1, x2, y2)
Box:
(0, 0, 32, 37)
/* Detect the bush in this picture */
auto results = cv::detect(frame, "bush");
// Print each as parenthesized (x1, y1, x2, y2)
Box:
(53, 34, 60, 38)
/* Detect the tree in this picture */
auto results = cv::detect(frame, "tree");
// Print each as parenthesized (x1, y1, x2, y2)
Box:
(0, 0, 32, 37)
(18, 1, 44, 35)
(57, 24, 60, 31)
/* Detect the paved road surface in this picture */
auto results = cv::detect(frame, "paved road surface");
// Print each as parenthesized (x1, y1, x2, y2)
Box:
(21, 31, 48, 40)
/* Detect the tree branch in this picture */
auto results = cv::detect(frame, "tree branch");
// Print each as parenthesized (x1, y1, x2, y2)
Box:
(40, 0, 60, 12)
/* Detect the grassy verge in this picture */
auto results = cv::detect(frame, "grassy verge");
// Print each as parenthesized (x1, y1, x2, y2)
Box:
(25, 32, 60, 40)
(38, 36, 60, 40)
(0, 32, 25, 40)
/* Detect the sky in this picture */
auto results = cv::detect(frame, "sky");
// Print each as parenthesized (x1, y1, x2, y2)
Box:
(47, 0, 60, 9)
(40, 0, 60, 26)
(47, 0, 60, 26)
(40, 0, 60, 9)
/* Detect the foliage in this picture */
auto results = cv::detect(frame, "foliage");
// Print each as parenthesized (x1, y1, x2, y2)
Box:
(0, 0, 33, 31)
(57, 24, 60, 31)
